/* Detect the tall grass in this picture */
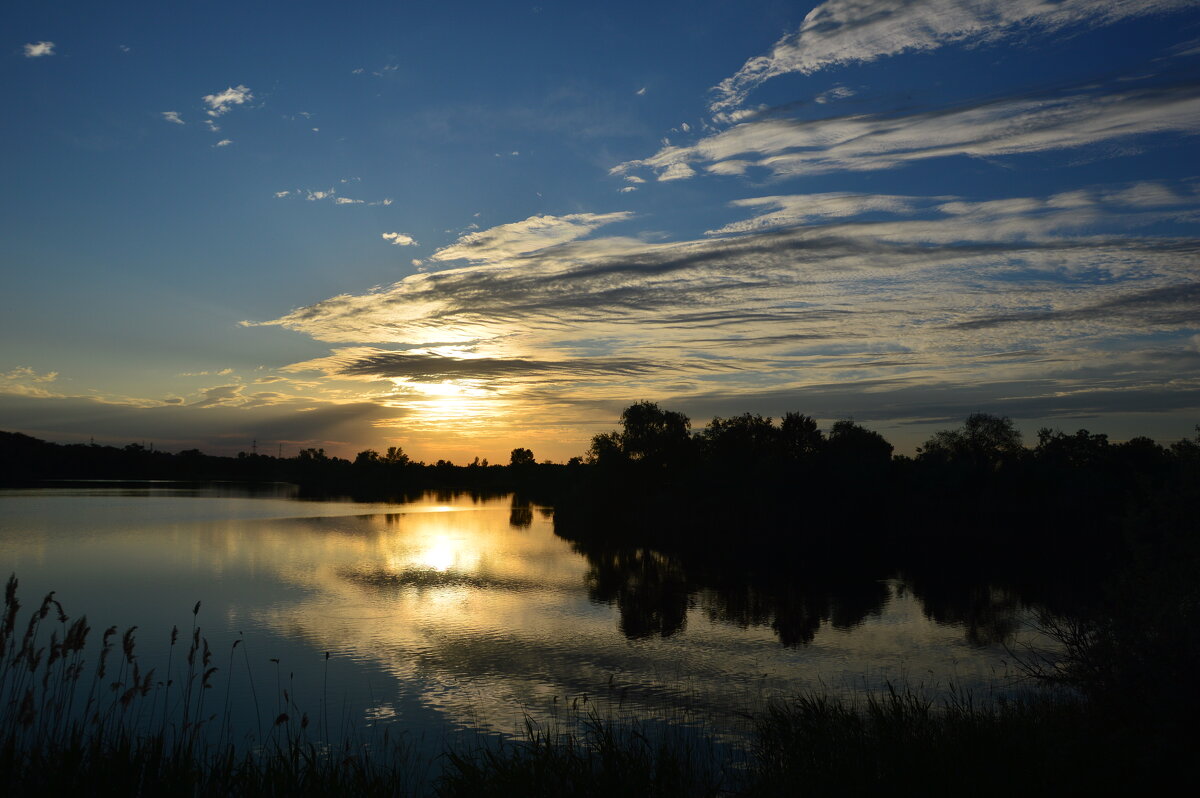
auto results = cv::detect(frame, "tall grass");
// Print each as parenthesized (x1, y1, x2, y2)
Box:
(0, 575, 418, 796)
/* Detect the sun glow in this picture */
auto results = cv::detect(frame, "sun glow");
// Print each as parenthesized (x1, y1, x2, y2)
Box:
(388, 378, 508, 430)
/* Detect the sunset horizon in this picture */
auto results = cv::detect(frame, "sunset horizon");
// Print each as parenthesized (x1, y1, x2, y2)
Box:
(5, 1, 1199, 463)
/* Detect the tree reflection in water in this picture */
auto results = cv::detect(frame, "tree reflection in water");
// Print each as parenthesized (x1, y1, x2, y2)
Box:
(566, 533, 1040, 649)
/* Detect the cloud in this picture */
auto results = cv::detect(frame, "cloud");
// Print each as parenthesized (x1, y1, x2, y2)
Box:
(306, 189, 334, 201)
(432, 212, 633, 263)
(192, 384, 244, 407)
(619, 82, 1200, 181)
(23, 41, 55, 57)
(706, 192, 932, 235)
(954, 282, 1200, 330)
(636, 87, 646, 96)
(815, 85, 855, 104)
(204, 120, 221, 133)
(382, 232, 418, 246)
(619, 186, 638, 193)
(298, 348, 666, 382)
(657, 162, 697, 181)
(248, 181, 1200, 444)
(214, 139, 233, 147)
(0, 367, 60, 398)
(0, 392, 401, 456)
(161, 111, 185, 125)
(710, 0, 1194, 113)
(274, 190, 291, 198)
(202, 85, 253, 117)
(335, 197, 363, 204)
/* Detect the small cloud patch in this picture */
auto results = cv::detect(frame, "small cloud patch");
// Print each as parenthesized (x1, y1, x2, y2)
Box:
(382, 232, 418, 246)
(24, 41, 55, 58)
(203, 85, 252, 117)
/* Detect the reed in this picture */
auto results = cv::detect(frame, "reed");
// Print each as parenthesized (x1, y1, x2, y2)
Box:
(0, 575, 418, 796)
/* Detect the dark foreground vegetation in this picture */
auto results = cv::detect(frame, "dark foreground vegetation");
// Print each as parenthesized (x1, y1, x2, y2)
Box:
(3, 405, 1199, 794)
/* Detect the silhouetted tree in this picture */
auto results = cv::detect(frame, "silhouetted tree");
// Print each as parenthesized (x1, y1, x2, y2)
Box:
(920, 413, 1023, 469)
(587, 401, 693, 473)
(619, 401, 692, 467)
(382, 446, 409, 465)
(509, 447, 535, 467)
(701, 413, 780, 467)
(780, 412, 824, 461)
(354, 449, 381, 466)
(1035, 428, 1109, 468)
(825, 419, 893, 470)
(586, 431, 625, 466)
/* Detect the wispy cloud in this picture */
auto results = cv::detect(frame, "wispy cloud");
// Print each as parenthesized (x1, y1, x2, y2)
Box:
(23, 41, 55, 58)
(214, 139, 233, 147)
(710, 0, 1194, 113)
(432, 212, 633, 262)
(705, 193, 931, 235)
(295, 348, 666, 382)
(251, 184, 1200, 430)
(161, 111, 184, 125)
(619, 82, 1200, 181)
(202, 85, 253, 117)
(815, 85, 855, 104)
(274, 186, 392, 207)
(192, 385, 244, 407)
(954, 282, 1200, 330)
(0, 366, 60, 398)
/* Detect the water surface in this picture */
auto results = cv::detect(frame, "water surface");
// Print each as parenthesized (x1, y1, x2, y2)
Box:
(0, 484, 1044, 752)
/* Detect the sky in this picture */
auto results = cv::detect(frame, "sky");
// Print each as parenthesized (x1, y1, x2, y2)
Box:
(3, 0, 1200, 463)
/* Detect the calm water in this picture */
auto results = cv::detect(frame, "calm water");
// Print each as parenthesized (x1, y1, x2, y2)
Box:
(0, 484, 1047, 754)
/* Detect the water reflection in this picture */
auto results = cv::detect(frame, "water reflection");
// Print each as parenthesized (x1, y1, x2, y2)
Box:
(0, 486, 1052, 746)
(561, 525, 1045, 652)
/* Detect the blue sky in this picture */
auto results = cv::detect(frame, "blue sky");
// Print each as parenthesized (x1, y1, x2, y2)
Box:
(3, 0, 1199, 461)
